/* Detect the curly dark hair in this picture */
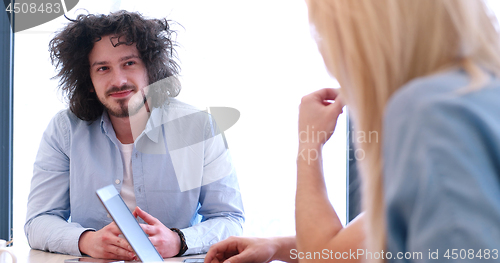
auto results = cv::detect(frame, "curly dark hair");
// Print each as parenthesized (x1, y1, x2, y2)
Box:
(49, 10, 181, 121)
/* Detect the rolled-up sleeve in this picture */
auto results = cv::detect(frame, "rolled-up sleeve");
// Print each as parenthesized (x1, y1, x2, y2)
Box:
(180, 119, 244, 255)
(25, 111, 93, 256)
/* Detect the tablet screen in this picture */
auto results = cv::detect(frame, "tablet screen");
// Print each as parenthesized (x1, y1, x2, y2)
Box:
(96, 185, 164, 262)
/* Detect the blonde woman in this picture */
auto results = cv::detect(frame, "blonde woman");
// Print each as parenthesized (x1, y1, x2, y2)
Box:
(205, 0, 500, 262)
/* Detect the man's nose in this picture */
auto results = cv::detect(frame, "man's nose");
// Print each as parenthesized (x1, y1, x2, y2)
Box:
(110, 68, 127, 87)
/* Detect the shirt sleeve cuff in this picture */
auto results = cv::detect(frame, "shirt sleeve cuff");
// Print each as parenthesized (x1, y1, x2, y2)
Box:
(180, 227, 217, 256)
(67, 227, 96, 256)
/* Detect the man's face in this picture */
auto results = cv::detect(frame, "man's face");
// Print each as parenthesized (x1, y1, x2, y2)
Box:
(89, 35, 148, 118)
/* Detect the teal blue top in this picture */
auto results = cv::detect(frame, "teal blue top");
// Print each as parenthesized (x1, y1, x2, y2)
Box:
(384, 68, 500, 262)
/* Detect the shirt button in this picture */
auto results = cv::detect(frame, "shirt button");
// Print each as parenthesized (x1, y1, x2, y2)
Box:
(107, 214, 111, 218)
(115, 179, 121, 184)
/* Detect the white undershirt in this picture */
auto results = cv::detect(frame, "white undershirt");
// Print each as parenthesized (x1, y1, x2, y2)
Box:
(117, 142, 137, 211)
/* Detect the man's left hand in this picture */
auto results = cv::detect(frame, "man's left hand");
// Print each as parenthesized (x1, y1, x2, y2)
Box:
(132, 206, 181, 258)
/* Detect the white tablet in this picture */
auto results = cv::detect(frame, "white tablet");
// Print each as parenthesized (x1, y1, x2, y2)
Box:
(96, 184, 164, 262)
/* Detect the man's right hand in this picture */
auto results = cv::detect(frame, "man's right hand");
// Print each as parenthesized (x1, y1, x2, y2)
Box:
(78, 222, 136, 261)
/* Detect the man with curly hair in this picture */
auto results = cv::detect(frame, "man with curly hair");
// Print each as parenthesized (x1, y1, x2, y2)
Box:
(25, 11, 244, 261)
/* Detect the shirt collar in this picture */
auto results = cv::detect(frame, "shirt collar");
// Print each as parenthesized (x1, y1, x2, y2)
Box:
(141, 104, 170, 143)
(98, 102, 172, 144)
(100, 110, 113, 135)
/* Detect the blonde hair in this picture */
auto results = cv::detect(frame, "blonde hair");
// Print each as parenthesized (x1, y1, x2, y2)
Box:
(305, 0, 500, 261)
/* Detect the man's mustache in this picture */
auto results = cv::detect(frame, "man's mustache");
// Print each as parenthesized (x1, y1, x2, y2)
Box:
(106, 84, 138, 96)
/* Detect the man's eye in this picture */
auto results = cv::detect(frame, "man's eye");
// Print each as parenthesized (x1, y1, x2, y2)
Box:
(125, 61, 136, 66)
(97, 66, 109, 71)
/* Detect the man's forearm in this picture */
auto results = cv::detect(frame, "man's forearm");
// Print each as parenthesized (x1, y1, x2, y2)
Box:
(25, 214, 93, 256)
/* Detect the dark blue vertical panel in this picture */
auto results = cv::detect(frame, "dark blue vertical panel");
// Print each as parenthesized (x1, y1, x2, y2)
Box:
(0, 0, 14, 243)
(347, 115, 361, 223)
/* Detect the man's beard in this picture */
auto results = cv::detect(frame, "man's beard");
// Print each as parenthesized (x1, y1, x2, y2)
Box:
(100, 84, 146, 118)
(106, 99, 130, 118)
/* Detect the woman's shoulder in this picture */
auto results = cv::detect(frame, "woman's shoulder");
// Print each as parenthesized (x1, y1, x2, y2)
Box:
(385, 68, 500, 132)
(386, 69, 466, 117)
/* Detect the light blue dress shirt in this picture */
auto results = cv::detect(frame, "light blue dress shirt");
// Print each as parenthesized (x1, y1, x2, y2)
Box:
(25, 98, 244, 256)
(384, 68, 500, 262)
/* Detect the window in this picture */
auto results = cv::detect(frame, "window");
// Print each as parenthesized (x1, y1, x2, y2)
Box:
(0, 0, 14, 244)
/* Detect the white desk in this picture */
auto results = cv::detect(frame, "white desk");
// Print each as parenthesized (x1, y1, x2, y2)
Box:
(8, 245, 204, 263)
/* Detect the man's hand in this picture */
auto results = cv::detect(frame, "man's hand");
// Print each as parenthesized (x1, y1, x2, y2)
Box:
(78, 222, 136, 261)
(204, 237, 282, 263)
(132, 206, 181, 258)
